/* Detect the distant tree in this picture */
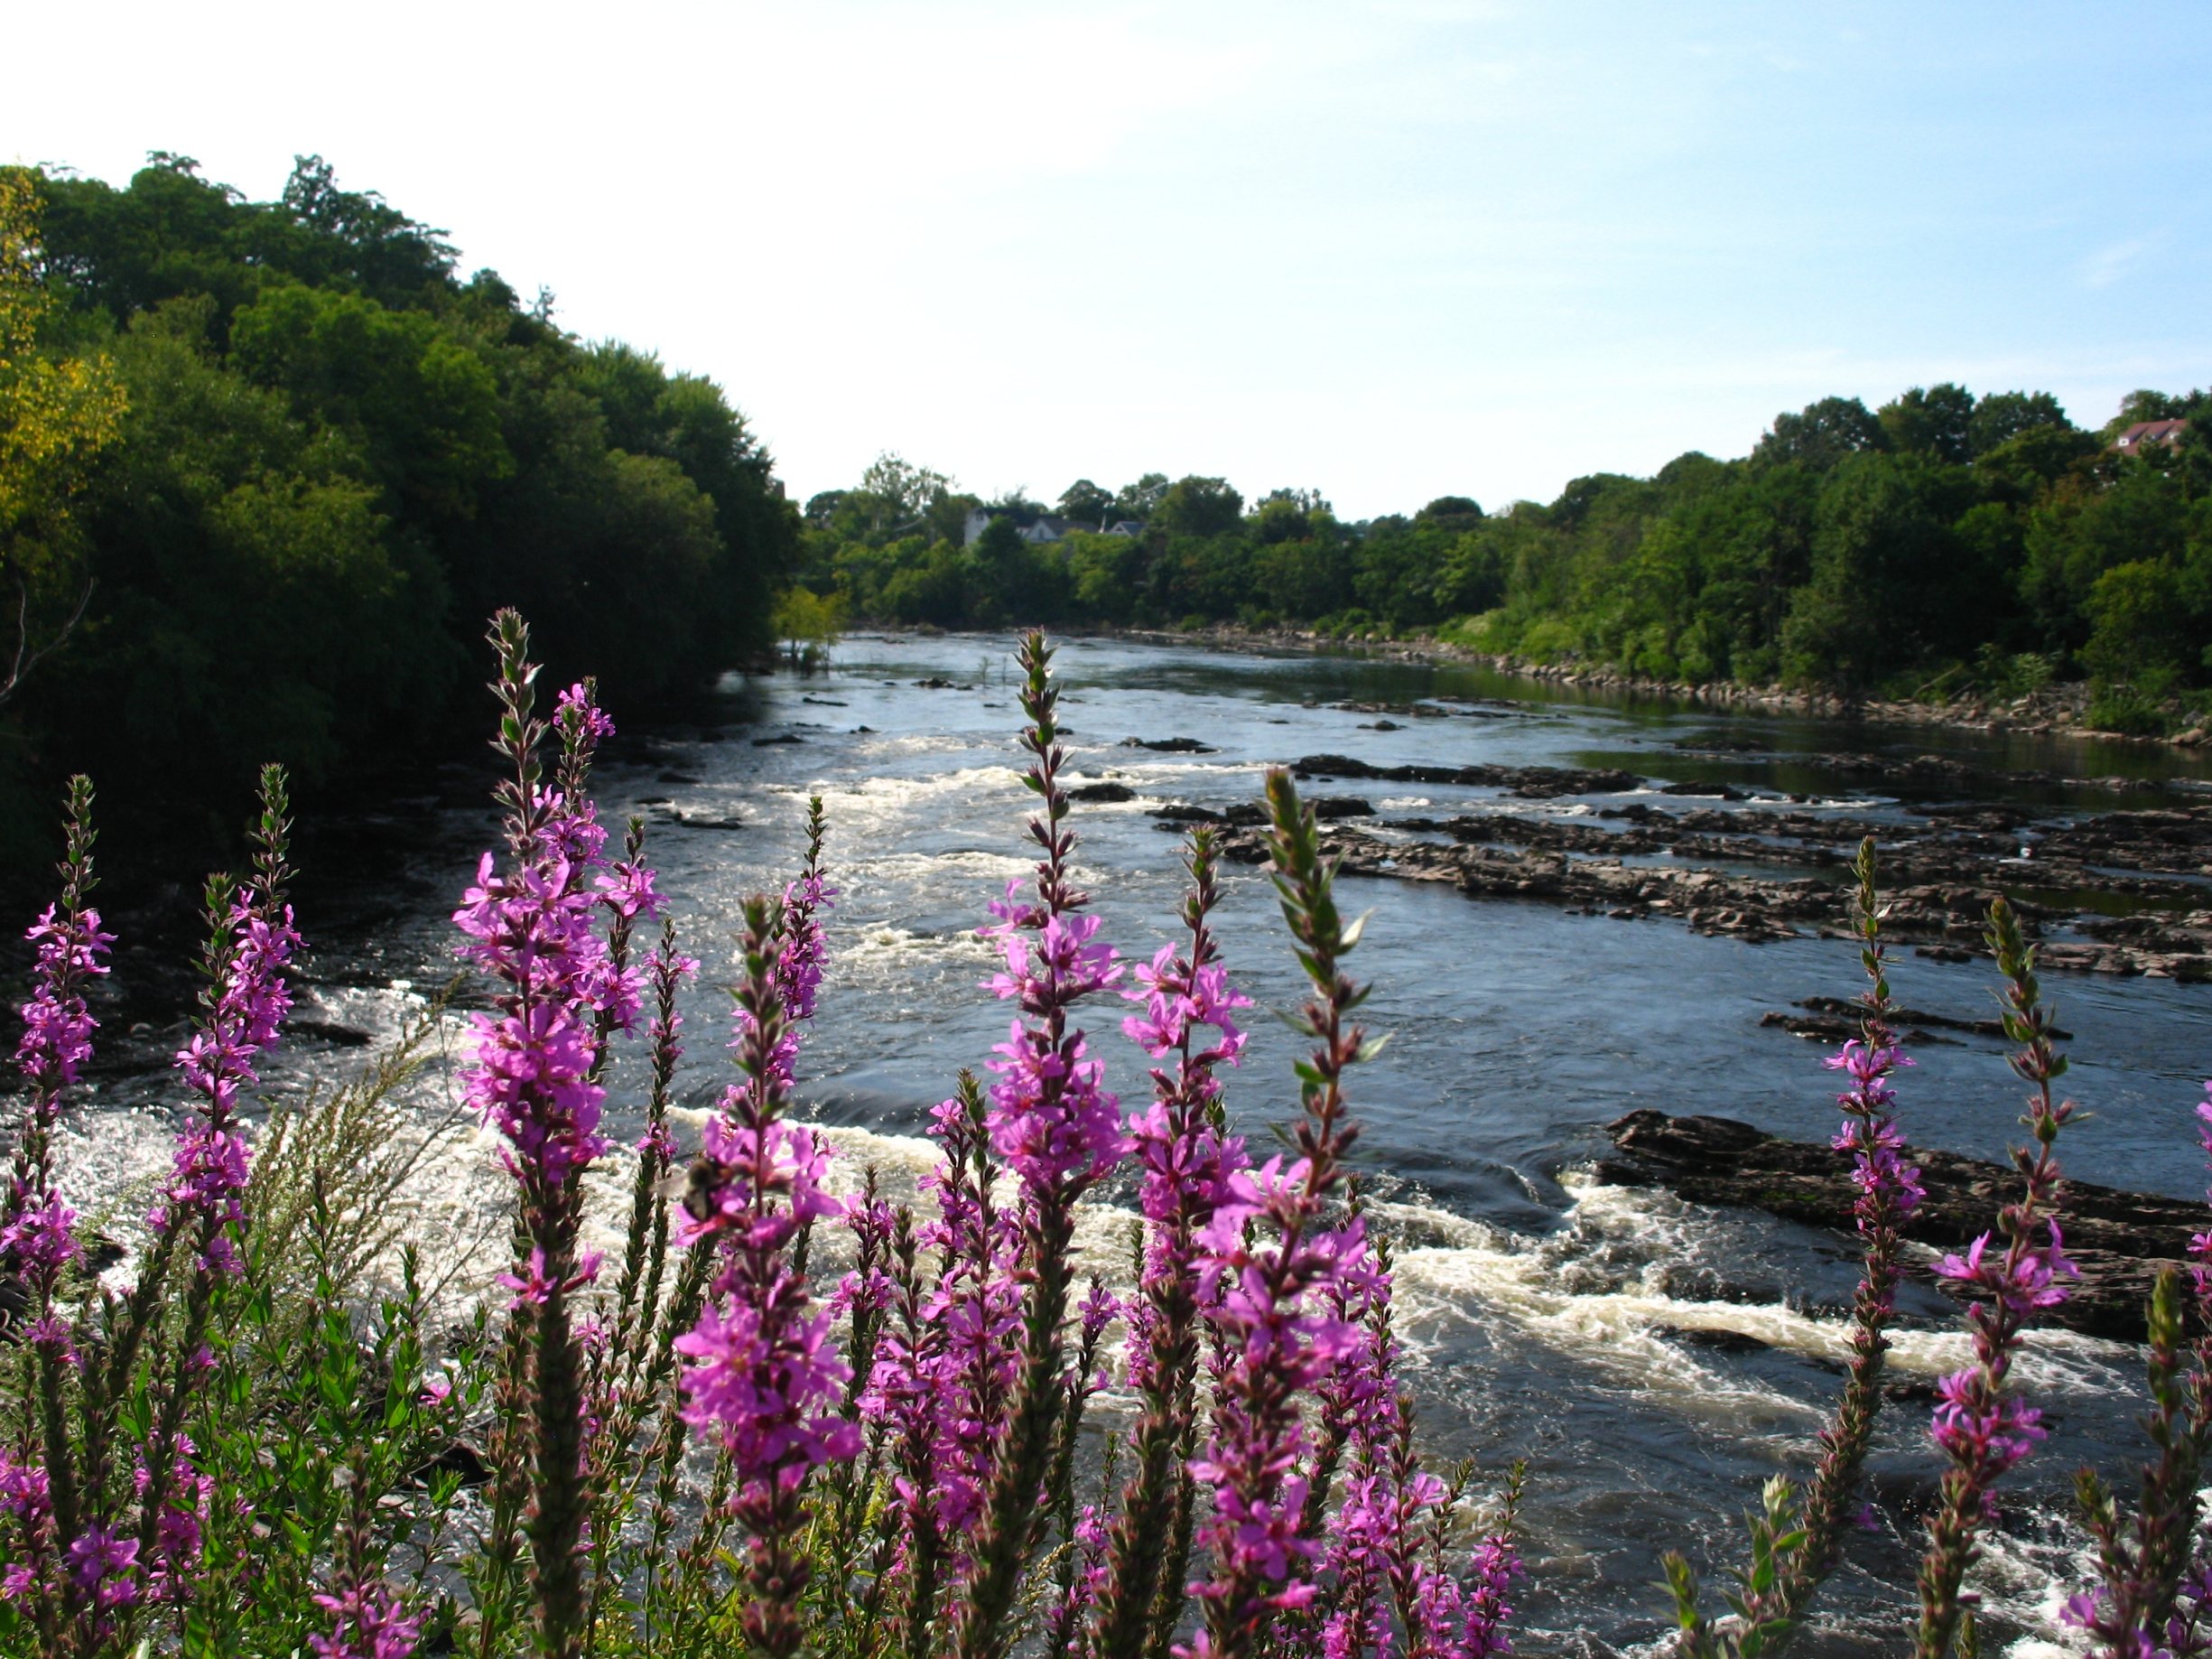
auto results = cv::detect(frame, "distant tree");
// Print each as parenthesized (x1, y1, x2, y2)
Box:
(1112, 471, 1170, 523)
(1878, 384, 1975, 463)
(1652, 452, 1729, 497)
(275, 154, 459, 302)
(925, 489, 981, 548)
(966, 513, 1066, 624)
(1056, 478, 1115, 527)
(0, 168, 128, 704)
(1254, 536, 1352, 618)
(772, 586, 846, 656)
(1780, 452, 1969, 687)
(1252, 490, 1325, 545)
(1753, 396, 1888, 471)
(1417, 495, 1484, 526)
(2100, 387, 2211, 442)
(804, 489, 850, 527)
(1973, 424, 2098, 500)
(1156, 475, 1244, 539)
(2082, 558, 2196, 687)
(857, 452, 953, 535)
(1065, 531, 1142, 623)
(1968, 390, 2071, 458)
(1547, 473, 1644, 533)
(983, 488, 1048, 526)
(2021, 465, 2189, 649)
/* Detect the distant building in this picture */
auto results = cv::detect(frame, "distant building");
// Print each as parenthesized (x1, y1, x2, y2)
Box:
(963, 509, 1148, 546)
(2113, 417, 2190, 454)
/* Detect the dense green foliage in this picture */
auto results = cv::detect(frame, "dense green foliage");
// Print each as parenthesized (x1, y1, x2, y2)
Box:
(797, 388, 2212, 726)
(2, 154, 796, 848)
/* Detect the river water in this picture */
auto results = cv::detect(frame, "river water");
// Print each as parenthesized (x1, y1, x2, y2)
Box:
(48, 632, 2212, 1654)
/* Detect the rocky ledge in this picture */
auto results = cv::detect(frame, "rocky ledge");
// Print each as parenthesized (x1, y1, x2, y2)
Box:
(1596, 1110, 2204, 1342)
(1182, 754, 2212, 978)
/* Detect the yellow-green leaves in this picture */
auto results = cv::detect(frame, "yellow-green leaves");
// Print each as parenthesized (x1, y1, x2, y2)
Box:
(0, 166, 127, 681)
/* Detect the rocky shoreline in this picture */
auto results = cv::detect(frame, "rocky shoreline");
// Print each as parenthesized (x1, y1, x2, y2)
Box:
(1134, 750, 2212, 978)
(1596, 1110, 2203, 1343)
(1106, 622, 2211, 750)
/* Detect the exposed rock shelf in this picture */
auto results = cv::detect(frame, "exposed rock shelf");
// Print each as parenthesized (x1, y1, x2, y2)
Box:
(1596, 1110, 2205, 1342)
(1172, 754, 2212, 978)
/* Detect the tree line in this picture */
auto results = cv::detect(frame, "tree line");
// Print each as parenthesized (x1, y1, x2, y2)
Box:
(0, 154, 797, 867)
(795, 385, 2212, 732)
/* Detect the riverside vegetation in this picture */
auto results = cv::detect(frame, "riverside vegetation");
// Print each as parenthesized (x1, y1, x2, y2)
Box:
(794, 386, 2212, 740)
(0, 158, 795, 878)
(1, 615, 2209, 1657)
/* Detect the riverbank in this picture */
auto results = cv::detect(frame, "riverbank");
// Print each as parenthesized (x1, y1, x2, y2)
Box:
(1073, 620, 2212, 750)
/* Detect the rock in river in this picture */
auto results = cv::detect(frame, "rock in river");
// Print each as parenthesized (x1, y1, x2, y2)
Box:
(1597, 1109, 2205, 1341)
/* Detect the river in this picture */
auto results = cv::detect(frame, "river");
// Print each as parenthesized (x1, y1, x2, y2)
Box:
(47, 631, 2212, 1654)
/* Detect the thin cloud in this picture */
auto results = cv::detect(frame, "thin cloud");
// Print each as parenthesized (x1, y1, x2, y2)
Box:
(2078, 235, 2162, 289)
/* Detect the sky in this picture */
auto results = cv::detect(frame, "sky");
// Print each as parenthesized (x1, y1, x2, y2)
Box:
(7, 2, 2210, 519)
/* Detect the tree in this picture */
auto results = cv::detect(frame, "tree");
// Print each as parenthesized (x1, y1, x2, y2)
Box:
(0, 168, 128, 704)
(1156, 475, 1243, 539)
(228, 282, 510, 520)
(1879, 384, 1975, 463)
(274, 154, 457, 303)
(1056, 478, 1115, 527)
(1112, 471, 1169, 523)
(1417, 495, 1484, 527)
(856, 452, 953, 536)
(1251, 493, 1316, 545)
(1968, 390, 2070, 458)
(2102, 388, 2207, 438)
(2021, 466, 2189, 650)
(1780, 452, 1967, 688)
(2082, 559, 2193, 687)
(1753, 396, 1887, 471)
(772, 586, 846, 657)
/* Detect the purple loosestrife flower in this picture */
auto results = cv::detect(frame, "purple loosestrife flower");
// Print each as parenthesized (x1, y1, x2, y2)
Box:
(949, 634, 1134, 1659)
(1312, 1238, 1430, 1656)
(733, 800, 834, 1105)
(677, 894, 858, 1659)
(150, 841, 302, 1272)
(0, 1452, 51, 1527)
(0, 784, 113, 1641)
(14, 899, 111, 1095)
(831, 1190, 897, 1324)
(1189, 1166, 1368, 1632)
(2190, 1079, 2212, 1309)
(316, 1452, 422, 1659)
(454, 857, 614, 1188)
(861, 1204, 957, 1658)
(1048, 1503, 1115, 1645)
(64, 1522, 139, 1611)
(1425, 1527, 1524, 1659)
(310, 1581, 421, 1659)
(462, 617, 656, 1659)
(1187, 769, 1374, 1659)
(1826, 1040, 1926, 1228)
(1669, 839, 1932, 1650)
(1914, 896, 2077, 1659)
(869, 1079, 1023, 1560)
(1092, 830, 1254, 1659)
(1, 1194, 81, 1279)
(982, 891, 1125, 1191)
(6, 778, 111, 1304)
